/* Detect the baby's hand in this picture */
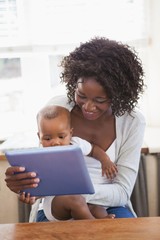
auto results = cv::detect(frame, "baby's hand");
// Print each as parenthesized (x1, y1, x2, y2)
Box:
(101, 160, 118, 179)
(19, 192, 36, 205)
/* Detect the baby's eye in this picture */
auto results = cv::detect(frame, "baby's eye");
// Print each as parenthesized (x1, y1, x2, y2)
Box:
(59, 136, 65, 139)
(43, 136, 51, 141)
(46, 138, 51, 141)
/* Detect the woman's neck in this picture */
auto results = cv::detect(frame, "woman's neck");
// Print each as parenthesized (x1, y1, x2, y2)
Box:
(71, 105, 116, 150)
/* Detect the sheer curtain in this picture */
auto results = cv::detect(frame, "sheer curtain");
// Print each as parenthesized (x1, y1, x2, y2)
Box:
(131, 154, 149, 217)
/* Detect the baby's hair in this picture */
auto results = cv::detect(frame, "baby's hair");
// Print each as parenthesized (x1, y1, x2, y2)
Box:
(60, 36, 145, 116)
(37, 105, 71, 126)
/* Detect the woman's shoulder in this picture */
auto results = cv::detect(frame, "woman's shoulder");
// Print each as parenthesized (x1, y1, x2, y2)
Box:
(45, 95, 74, 111)
(116, 108, 146, 126)
(116, 109, 146, 142)
(127, 108, 145, 123)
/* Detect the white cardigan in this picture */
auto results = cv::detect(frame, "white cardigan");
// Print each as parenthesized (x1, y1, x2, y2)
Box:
(29, 95, 146, 221)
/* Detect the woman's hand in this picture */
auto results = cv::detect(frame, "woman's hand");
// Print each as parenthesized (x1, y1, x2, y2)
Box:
(19, 192, 37, 205)
(5, 166, 40, 194)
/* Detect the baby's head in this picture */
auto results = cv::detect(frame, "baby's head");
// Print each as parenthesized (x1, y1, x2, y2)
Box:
(37, 105, 73, 147)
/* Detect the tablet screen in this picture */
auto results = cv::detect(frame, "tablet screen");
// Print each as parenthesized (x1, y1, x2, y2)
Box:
(5, 145, 95, 196)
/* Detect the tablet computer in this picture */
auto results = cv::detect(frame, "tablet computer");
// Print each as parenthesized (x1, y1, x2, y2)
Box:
(5, 145, 95, 197)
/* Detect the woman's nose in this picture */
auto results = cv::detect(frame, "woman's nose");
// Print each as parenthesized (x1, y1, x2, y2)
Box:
(84, 100, 96, 111)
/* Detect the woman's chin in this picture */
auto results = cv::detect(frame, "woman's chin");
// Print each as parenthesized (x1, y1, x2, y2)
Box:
(82, 110, 100, 120)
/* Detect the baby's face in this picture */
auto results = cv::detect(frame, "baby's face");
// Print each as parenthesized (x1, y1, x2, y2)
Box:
(38, 115, 72, 147)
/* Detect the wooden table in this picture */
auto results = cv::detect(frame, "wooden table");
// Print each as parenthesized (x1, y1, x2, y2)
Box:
(0, 217, 160, 240)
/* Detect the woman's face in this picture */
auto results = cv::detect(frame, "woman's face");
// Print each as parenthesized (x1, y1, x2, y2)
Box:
(75, 77, 111, 120)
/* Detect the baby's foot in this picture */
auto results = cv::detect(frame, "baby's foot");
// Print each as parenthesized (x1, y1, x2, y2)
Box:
(105, 214, 115, 219)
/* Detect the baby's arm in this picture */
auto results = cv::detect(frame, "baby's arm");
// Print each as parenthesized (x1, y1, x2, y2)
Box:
(71, 136, 118, 179)
(90, 144, 118, 179)
(19, 192, 38, 205)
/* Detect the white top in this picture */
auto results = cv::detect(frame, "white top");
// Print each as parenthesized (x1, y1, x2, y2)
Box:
(71, 136, 92, 156)
(29, 95, 146, 222)
(84, 140, 115, 185)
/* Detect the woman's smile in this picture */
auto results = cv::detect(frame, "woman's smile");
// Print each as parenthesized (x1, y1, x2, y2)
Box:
(82, 107, 100, 120)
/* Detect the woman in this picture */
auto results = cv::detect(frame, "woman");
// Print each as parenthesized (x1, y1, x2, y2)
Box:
(5, 37, 145, 220)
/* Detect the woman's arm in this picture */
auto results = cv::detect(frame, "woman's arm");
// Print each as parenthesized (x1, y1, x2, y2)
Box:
(85, 111, 146, 207)
(5, 166, 40, 194)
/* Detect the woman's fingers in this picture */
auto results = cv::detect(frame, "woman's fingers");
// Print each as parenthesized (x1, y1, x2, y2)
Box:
(5, 166, 25, 176)
(7, 181, 39, 193)
(5, 178, 40, 193)
(5, 166, 40, 193)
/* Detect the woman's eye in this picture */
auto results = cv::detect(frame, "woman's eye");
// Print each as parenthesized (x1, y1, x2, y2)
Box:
(77, 93, 86, 99)
(95, 99, 107, 103)
(94, 98, 110, 104)
(75, 90, 85, 98)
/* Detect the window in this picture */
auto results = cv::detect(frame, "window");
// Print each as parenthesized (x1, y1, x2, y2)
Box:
(0, 0, 150, 140)
(0, 0, 147, 46)
(0, 0, 18, 46)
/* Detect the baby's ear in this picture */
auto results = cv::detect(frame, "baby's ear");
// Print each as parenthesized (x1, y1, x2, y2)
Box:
(37, 132, 40, 139)
(70, 128, 73, 136)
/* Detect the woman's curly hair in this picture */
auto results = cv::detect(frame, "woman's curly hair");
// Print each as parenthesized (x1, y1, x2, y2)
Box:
(60, 37, 145, 116)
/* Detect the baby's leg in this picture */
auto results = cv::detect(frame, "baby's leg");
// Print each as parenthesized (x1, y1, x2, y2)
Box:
(88, 204, 115, 219)
(51, 195, 95, 220)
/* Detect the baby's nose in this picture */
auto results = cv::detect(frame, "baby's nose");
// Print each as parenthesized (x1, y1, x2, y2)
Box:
(51, 139, 60, 146)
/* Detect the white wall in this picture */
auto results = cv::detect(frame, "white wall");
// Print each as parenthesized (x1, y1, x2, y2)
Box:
(144, 0, 160, 127)
(0, 160, 19, 223)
